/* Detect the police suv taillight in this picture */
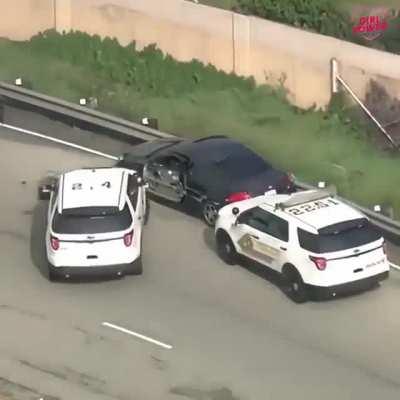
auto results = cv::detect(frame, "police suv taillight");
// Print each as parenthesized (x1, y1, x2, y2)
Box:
(50, 236, 60, 251)
(309, 255, 327, 271)
(123, 230, 134, 247)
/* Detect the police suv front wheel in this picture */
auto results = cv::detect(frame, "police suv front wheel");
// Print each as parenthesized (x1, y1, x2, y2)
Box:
(216, 231, 237, 265)
(282, 266, 308, 303)
(202, 201, 218, 226)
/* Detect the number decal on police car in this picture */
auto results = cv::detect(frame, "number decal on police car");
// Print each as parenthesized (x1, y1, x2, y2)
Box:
(288, 199, 339, 215)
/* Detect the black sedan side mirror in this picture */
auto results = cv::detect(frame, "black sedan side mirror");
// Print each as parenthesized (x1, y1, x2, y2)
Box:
(38, 184, 54, 200)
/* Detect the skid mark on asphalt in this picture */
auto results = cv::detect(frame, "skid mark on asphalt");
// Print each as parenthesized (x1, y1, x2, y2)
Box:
(0, 304, 46, 320)
(151, 355, 168, 371)
(17, 359, 127, 400)
(73, 326, 109, 345)
(170, 386, 240, 400)
(0, 230, 29, 242)
(19, 360, 68, 381)
(22, 209, 34, 216)
(0, 377, 60, 400)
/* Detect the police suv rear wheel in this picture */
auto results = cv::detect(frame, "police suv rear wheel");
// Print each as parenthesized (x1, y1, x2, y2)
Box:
(126, 256, 143, 275)
(144, 197, 150, 225)
(47, 262, 58, 282)
(283, 267, 308, 303)
(216, 231, 237, 265)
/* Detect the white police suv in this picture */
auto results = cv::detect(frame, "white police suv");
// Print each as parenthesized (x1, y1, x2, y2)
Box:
(38, 167, 149, 281)
(215, 189, 389, 302)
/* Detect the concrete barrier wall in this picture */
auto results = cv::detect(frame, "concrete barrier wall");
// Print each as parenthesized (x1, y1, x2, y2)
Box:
(1, 0, 400, 108)
(70, 0, 235, 73)
(0, 0, 54, 41)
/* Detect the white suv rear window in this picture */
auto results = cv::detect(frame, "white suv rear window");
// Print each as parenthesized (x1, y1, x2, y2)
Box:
(297, 218, 381, 253)
(53, 204, 132, 234)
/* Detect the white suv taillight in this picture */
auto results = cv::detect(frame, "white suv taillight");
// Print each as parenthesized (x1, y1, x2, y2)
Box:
(309, 255, 327, 271)
(123, 230, 134, 247)
(50, 236, 60, 251)
(383, 241, 387, 255)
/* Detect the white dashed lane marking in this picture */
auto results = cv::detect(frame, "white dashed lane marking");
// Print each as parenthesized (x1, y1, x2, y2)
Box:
(101, 322, 173, 350)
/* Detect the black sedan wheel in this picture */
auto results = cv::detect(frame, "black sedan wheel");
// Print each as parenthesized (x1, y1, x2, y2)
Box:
(202, 201, 218, 226)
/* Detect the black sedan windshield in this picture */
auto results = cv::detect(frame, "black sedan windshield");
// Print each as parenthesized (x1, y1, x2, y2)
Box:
(215, 150, 269, 179)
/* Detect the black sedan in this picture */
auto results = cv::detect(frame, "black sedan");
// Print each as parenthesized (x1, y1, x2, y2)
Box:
(117, 135, 295, 225)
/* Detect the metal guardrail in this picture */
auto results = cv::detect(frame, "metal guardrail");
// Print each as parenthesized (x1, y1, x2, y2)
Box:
(295, 180, 400, 239)
(0, 82, 174, 142)
(1, 81, 400, 240)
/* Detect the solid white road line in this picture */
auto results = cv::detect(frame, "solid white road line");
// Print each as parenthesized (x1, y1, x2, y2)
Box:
(0, 122, 119, 161)
(389, 262, 400, 272)
(101, 322, 173, 350)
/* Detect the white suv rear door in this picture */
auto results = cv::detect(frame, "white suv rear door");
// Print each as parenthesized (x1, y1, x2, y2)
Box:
(231, 207, 289, 271)
(49, 199, 138, 267)
(297, 220, 388, 286)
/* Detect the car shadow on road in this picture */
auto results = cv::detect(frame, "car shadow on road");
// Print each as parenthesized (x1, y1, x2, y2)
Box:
(30, 202, 50, 280)
(148, 194, 201, 221)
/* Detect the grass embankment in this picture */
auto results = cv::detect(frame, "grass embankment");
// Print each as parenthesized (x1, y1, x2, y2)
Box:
(0, 31, 399, 214)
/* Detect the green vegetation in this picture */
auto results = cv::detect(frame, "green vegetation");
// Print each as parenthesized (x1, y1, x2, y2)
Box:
(236, 0, 353, 39)
(199, 0, 400, 54)
(0, 31, 399, 214)
(199, 0, 238, 9)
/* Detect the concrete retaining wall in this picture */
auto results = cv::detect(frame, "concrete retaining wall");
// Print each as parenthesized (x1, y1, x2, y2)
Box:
(0, 0, 54, 41)
(1, 0, 400, 108)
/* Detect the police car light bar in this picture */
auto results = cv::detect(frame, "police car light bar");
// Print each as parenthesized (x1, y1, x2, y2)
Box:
(275, 189, 334, 210)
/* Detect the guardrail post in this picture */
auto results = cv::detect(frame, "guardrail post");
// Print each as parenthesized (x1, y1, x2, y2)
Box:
(141, 117, 158, 130)
(0, 96, 4, 123)
(331, 58, 339, 94)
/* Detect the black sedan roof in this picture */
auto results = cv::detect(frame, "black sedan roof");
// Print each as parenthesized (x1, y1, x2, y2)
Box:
(171, 137, 271, 169)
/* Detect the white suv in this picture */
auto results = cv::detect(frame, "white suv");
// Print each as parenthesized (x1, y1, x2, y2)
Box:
(215, 189, 389, 302)
(38, 167, 149, 281)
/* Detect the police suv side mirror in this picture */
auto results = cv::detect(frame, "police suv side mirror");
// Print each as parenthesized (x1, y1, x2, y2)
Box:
(38, 184, 54, 201)
(232, 207, 241, 225)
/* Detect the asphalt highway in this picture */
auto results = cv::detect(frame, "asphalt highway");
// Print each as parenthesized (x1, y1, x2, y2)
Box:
(1, 110, 400, 400)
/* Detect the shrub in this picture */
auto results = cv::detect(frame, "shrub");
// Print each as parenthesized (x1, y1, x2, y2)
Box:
(236, 0, 353, 39)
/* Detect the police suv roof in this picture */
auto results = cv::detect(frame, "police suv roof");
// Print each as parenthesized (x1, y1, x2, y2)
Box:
(58, 168, 130, 212)
(259, 190, 365, 232)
